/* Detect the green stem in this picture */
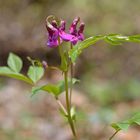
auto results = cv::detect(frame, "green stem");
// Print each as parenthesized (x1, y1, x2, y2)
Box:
(109, 130, 120, 140)
(64, 71, 77, 138)
(58, 38, 77, 138)
(56, 97, 67, 116)
(70, 43, 74, 107)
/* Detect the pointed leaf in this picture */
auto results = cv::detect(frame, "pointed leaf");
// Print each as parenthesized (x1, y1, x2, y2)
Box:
(0, 66, 13, 73)
(27, 66, 44, 83)
(0, 66, 33, 84)
(69, 35, 104, 63)
(69, 34, 140, 63)
(111, 112, 140, 131)
(31, 78, 79, 97)
(111, 122, 130, 131)
(7, 53, 23, 72)
(129, 112, 140, 125)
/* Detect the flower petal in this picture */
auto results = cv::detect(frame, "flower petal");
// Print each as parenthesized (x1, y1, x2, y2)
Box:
(59, 31, 74, 41)
(71, 37, 78, 45)
(47, 38, 62, 48)
(46, 22, 60, 47)
(78, 22, 85, 41)
(69, 17, 80, 35)
(59, 20, 66, 31)
(59, 31, 78, 45)
(46, 24, 58, 39)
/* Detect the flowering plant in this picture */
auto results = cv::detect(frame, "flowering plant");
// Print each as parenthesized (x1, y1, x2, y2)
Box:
(0, 15, 140, 140)
(46, 15, 84, 47)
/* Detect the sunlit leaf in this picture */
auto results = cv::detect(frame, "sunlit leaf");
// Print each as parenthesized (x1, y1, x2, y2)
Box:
(31, 78, 79, 97)
(0, 66, 33, 84)
(7, 53, 23, 73)
(128, 35, 140, 43)
(69, 34, 140, 63)
(27, 66, 44, 83)
(111, 112, 140, 131)
(69, 35, 104, 63)
(111, 122, 130, 131)
(129, 112, 140, 125)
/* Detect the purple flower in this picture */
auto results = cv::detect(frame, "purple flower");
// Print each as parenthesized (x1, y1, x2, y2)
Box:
(46, 22, 60, 47)
(46, 16, 85, 48)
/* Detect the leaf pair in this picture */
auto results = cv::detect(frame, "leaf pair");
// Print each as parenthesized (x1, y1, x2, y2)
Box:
(0, 53, 44, 85)
(111, 112, 140, 131)
(32, 78, 79, 98)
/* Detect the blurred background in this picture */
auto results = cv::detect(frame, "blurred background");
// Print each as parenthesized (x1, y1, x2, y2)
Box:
(0, 0, 140, 140)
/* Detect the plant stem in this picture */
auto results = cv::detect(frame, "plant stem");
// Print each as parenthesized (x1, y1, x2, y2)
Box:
(58, 38, 77, 138)
(56, 97, 67, 116)
(64, 71, 77, 138)
(109, 130, 120, 140)
(70, 43, 74, 106)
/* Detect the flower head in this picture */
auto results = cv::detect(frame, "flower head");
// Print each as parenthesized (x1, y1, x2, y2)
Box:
(46, 23, 59, 47)
(46, 16, 85, 48)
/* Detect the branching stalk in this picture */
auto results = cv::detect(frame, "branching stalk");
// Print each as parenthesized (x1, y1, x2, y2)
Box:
(56, 97, 67, 116)
(58, 38, 77, 138)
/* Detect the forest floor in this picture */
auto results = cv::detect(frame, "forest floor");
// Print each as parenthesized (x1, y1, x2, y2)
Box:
(0, 79, 140, 140)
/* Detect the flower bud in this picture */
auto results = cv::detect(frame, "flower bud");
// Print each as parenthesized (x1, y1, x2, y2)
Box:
(42, 61, 48, 70)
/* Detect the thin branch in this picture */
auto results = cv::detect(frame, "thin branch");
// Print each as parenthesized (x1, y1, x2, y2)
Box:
(109, 130, 120, 140)
(56, 97, 67, 116)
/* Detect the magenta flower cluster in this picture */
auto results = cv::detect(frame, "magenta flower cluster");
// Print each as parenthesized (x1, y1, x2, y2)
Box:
(46, 17, 85, 47)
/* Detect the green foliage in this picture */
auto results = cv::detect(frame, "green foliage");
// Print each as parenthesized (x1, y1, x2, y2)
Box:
(32, 78, 79, 98)
(27, 66, 44, 83)
(0, 53, 44, 85)
(69, 34, 140, 63)
(111, 112, 140, 131)
(7, 53, 23, 73)
(0, 66, 33, 84)
(69, 35, 104, 63)
(0, 59, 34, 85)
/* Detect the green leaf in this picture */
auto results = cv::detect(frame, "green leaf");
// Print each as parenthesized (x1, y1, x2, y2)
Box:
(128, 35, 140, 43)
(104, 36, 122, 45)
(31, 78, 79, 97)
(27, 66, 44, 83)
(111, 112, 140, 131)
(69, 34, 140, 63)
(0, 66, 13, 73)
(129, 112, 140, 125)
(111, 122, 130, 131)
(69, 35, 104, 63)
(0, 66, 33, 84)
(7, 53, 23, 73)
(32, 84, 60, 97)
